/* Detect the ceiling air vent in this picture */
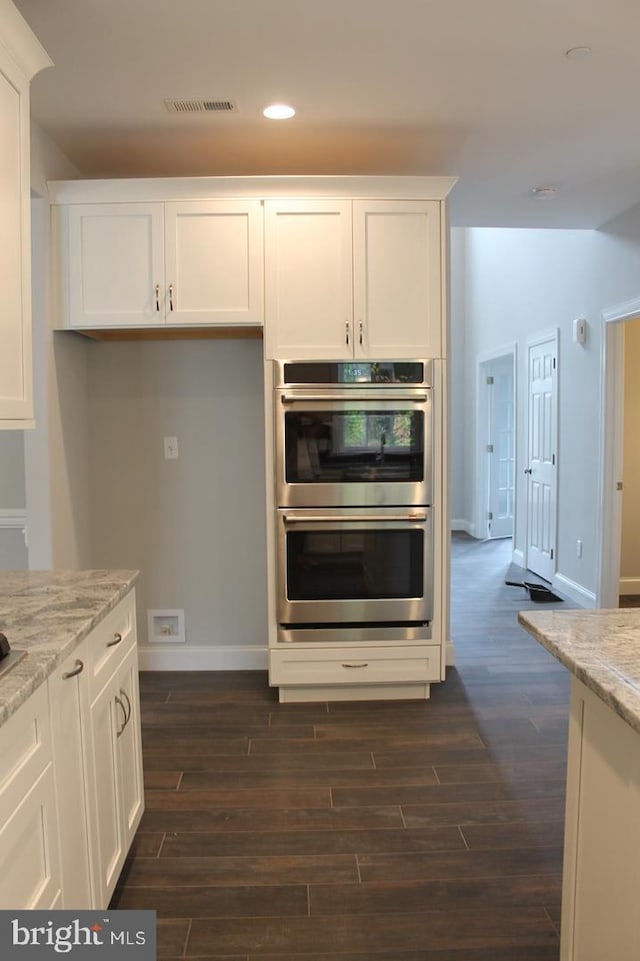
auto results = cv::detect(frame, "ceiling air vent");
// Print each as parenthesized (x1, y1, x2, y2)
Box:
(164, 99, 238, 114)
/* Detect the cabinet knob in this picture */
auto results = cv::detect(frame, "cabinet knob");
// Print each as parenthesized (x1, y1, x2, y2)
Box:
(524, 468, 533, 475)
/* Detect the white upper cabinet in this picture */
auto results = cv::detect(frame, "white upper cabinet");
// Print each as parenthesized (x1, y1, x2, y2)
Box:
(353, 200, 441, 359)
(264, 199, 354, 359)
(264, 198, 442, 360)
(0, 0, 51, 427)
(67, 203, 165, 328)
(62, 199, 264, 329)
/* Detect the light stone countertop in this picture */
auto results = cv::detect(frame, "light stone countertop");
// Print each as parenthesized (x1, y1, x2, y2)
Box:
(0, 569, 139, 728)
(519, 607, 640, 735)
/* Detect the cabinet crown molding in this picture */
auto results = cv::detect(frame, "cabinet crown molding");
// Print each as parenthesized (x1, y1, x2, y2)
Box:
(48, 175, 458, 206)
(0, 0, 52, 81)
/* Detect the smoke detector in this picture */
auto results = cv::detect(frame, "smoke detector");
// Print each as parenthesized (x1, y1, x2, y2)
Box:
(164, 99, 238, 114)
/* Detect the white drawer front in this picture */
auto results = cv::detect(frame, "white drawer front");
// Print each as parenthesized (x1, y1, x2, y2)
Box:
(87, 591, 136, 700)
(270, 645, 440, 686)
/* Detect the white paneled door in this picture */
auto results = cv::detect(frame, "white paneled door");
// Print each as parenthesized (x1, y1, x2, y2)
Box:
(525, 333, 558, 581)
(487, 354, 515, 539)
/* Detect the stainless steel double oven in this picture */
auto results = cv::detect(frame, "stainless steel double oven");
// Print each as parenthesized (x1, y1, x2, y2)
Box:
(274, 360, 434, 644)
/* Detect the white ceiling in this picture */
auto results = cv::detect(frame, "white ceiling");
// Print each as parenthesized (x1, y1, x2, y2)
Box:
(13, 0, 640, 228)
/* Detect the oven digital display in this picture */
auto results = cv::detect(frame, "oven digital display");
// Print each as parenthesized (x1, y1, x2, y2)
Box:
(283, 362, 424, 385)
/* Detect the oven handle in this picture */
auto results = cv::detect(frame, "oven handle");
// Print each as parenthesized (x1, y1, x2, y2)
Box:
(280, 393, 428, 404)
(282, 513, 427, 524)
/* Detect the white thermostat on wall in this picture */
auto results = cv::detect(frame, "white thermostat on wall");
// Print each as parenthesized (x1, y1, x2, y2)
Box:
(573, 317, 587, 345)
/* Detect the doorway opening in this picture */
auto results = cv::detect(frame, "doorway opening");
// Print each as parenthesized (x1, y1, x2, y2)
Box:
(476, 348, 516, 542)
(599, 299, 640, 607)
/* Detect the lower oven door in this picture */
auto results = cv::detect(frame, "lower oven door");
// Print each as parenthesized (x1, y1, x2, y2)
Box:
(277, 506, 433, 627)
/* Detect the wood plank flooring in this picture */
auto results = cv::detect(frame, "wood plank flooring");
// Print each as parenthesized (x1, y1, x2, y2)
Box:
(111, 533, 573, 959)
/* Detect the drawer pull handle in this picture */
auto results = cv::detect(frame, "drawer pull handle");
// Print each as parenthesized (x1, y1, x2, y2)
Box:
(155, 284, 161, 311)
(115, 695, 127, 736)
(62, 659, 84, 680)
(107, 632, 123, 648)
(342, 662, 369, 669)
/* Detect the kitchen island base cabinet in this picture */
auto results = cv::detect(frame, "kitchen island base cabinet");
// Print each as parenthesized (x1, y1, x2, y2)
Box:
(0, 684, 62, 909)
(88, 604, 144, 908)
(561, 678, 640, 961)
(49, 638, 94, 908)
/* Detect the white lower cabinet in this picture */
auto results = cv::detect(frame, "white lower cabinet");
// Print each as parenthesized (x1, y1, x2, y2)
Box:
(49, 638, 95, 908)
(0, 588, 144, 910)
(89, 639, 144, 906)
(0, 684, 62, 908)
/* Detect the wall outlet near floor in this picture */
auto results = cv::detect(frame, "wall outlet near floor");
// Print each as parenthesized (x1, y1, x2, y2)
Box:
(576, 539, 583, 559)
(148, 609, 185, 643)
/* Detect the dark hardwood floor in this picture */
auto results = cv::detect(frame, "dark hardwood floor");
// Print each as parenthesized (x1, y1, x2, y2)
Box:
(111, 533, 573, 960)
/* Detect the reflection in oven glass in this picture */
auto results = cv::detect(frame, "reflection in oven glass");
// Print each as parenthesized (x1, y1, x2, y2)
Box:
(285, 410, 424, 484)
(286, 529, 423, 601)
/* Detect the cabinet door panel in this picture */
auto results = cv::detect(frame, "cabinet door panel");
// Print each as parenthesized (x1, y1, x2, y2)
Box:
(68, 203, 164, 328)
(353, 201, 441, 358)
(90, 682, 124, 904)
(0, 765, 61, 909)
(264, 200, 353, 359)
(165, 200, 263, 325)
(50, 642, 94, 908)
(0, 57, 32, 423)
(116, 647, 145, 847)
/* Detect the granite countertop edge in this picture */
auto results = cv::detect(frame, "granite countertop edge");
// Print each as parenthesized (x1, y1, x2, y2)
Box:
(0, 569, 139, 729)
(518, 608, 640, 736)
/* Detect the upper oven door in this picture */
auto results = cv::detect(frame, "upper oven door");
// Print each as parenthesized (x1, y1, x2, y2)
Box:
(275, 387, 432, 508)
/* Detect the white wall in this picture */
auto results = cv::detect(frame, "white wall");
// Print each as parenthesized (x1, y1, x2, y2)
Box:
(25, 123, 91, 569)
(452, 205, 640, 603)
(86, 339, 268, 665)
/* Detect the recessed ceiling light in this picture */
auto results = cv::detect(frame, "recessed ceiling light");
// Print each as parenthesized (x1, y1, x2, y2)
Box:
(565, 46, 592, 60)
(531, 185, 559, 200)
(262, 103, 296, 120)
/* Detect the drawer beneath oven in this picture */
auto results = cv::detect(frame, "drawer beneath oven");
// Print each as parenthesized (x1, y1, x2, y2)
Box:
(269, 644, 441, 687)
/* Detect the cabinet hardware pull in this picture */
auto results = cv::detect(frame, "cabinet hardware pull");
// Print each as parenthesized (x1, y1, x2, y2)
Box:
(120, 688, 132, 727)
(107, 632, 123, 648)
(115, 695, 127, 737)
(155, 284, 160, 311)
(345, 321, 350, 346)
(524, 468, 533, 475)
(281, 394, 428, 404)
(342, 662, 368, 669)
(168, 284, 175, 311)
(283, 513, 427, 524)
(359, 320, 364, 345)
(62, 659, 84, 680)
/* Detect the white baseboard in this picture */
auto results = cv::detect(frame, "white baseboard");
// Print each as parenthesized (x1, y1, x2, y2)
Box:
(619, 577, 640, 596)
(554, 573, 597, 609)
(138, 644, 268, 671)
(451, 519, 475, 536)
(512, 548, 525, 567)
